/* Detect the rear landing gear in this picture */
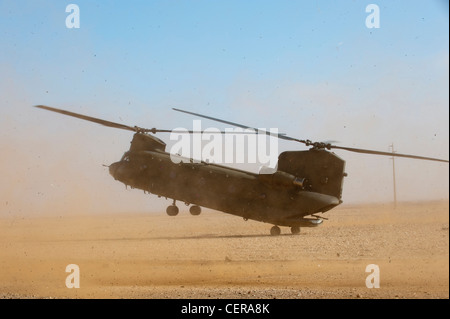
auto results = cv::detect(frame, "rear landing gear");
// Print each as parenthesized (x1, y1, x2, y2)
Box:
(270, 225, 281, 236)
(269, 225, 301, 236)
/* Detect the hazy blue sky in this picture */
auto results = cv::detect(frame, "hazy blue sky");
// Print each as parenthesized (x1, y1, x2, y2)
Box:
(0, 1, 448, 215)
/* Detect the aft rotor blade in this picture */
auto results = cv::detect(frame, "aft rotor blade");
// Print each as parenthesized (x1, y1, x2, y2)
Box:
(34, 105, 138, 132)
(172, 108, 449, 163)
(331, 145, 449, 163)
(172, 108, 298, 142)
(158, 129, 273, 134)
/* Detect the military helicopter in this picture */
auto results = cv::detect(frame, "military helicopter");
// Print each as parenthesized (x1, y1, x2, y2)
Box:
(34, 105, 449, 235)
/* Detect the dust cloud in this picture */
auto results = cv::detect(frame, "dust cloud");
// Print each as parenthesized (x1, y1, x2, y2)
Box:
(0, 202, 448, 298)
(0, 102, 167, 218)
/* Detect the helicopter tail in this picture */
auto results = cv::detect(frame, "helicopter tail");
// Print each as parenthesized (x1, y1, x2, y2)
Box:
(277, 149, 346, 200)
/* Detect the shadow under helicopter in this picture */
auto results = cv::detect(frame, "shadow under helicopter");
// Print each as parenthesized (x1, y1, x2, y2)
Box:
(54, 233, 302, 243)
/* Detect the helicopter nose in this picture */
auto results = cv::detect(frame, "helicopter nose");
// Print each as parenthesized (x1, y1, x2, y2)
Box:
(109, 162, 121, 178)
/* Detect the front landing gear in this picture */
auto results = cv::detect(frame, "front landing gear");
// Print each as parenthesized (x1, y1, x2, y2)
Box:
(189, 205, 201, 216)
(270, 225, 281, 236)
(166, 199, 179, 216)
(166, 205, 179, 216)
(166, 200, 201, 217)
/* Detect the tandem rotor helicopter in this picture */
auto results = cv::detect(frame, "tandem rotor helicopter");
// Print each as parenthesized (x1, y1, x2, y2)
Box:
(34, 105, 449, 235)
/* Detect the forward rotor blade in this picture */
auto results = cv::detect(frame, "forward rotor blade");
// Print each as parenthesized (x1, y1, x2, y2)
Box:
(331, 145, 449, 163)
(172, 108, 296, 141)
(33, 106, 279, 136)
(34, 105, 138, 132)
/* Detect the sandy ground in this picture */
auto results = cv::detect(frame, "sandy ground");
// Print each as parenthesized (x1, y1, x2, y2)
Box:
(0, 200, 448, 299)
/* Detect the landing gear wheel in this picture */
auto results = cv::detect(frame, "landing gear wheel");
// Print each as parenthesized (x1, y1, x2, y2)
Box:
(189, 205, 201, 216)
(290, 226, 300, 235)
(270, 225, 281, 236)
(166, 205, 179, 216)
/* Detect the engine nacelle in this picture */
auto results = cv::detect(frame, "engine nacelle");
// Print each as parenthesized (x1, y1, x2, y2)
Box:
(258, 171, 307, 188)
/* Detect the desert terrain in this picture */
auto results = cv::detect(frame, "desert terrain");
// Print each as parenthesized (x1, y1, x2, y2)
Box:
(0, 200, 448, 299)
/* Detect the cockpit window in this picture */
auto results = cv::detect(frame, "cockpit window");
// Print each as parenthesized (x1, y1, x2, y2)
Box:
(121, 152, 130, 162)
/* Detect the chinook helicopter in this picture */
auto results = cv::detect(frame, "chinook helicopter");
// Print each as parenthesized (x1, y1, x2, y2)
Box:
(34, 105, 449, 235)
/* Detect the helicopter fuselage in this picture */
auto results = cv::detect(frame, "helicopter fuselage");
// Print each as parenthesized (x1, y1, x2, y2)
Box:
(108, 133, 345, 227)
